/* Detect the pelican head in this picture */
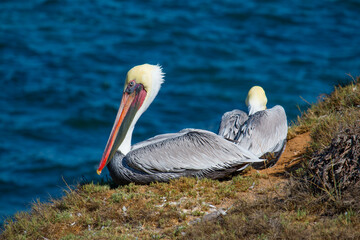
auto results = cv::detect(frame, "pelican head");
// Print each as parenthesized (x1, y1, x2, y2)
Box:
(97, 64, 164, 175)
(245, 86, 267, 115)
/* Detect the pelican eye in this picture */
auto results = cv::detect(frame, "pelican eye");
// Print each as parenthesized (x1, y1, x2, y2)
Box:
(129, 81, 135, 87)
(125, 80, 137, 93)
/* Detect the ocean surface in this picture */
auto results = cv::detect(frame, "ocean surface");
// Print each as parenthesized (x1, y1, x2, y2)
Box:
(1, 0, 360, 223)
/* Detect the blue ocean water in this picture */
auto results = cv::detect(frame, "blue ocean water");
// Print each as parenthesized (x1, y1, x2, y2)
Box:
(1, 0, 359, 222)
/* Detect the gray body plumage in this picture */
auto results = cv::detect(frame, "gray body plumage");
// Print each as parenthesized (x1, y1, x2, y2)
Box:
(218, 105, 288, 168)
(218, 109, 248, 140)
(107, 128, 263, 185)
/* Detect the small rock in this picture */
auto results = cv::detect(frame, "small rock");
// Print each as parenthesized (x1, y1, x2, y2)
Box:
(122, 206, 127, 212)
(189, 218, 201, 225)
(201, 209, 227, 222)
(208, 204, 216, 209)
(202, 211, 221, 222)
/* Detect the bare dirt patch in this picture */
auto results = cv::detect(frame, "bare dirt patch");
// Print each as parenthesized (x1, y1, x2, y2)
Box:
(245, 132, 311, 184)
(264, 132, 310, 174)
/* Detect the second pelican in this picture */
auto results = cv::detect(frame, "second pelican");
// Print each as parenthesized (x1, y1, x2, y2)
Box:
(218, 86, 288, 168)
(97, 64, 263, 184)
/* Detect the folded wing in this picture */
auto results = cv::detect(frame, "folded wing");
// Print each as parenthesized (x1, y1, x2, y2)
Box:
(218, 109, 248, 140)
(126, 129, 262, 174)
(235, 105, 287, 166)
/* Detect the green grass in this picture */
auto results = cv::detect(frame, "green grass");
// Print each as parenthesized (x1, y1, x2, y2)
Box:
(2, 76, 360, 239)
(289, 76, 360, 154)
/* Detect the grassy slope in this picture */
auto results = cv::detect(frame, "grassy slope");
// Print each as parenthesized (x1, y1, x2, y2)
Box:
(289, 75, 360, 152)
(1, 77, 360, 240)
(1, 176, 264, 239)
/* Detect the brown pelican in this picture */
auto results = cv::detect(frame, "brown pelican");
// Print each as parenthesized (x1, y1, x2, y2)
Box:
(218, 86, 288, 168)
(97, 64, 263, 184)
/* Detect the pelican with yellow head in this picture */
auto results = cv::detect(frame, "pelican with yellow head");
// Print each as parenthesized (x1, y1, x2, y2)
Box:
(97, 64, 263, 184)
(219, 86, 288, 168)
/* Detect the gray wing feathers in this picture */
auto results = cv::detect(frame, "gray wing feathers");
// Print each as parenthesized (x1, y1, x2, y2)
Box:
(126, 129, 261, 174)
(236, 105, 288, 157)
(218, 110, 248, 140)
(131, 132, 185, 151)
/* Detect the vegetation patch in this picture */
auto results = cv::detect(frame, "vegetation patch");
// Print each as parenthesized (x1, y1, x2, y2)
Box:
(307, 124, 360, 195)
(182, 190, 360, 240)
(1, 176, 259, 239)
(289, 76, 360, 153)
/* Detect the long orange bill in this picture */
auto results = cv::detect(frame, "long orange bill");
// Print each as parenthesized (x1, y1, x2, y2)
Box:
(97, 84, 147, 175)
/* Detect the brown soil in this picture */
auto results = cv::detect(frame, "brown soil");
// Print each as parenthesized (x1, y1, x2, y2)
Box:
(236, 132, 311, 201)
(255, 132, 311, 177)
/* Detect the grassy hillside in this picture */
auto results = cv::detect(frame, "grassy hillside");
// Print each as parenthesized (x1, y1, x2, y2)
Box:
(289, 75, 360, 153)
(1, 77, 360, 240)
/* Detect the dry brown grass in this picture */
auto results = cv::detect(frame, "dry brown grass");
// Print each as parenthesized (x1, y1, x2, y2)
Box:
(182, 187, 360, 240)
(1, 176, 260, 239)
